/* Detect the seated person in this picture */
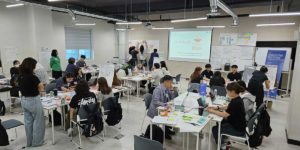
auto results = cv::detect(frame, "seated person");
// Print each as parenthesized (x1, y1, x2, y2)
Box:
(76, 55, 91, 81)
(208, 82, 246, 149)
(160, 61, 171, 76)
(72, 67, 84, 85)
(209, 71, 226, 87)
(97, 77, 113, 103)
(112, 70, 122, 88)
(237, 80, 256, 121)
(56, 73, 75, 92)
(148, 63, 164, 94)
(201, 64, 214, 79)
(227, 65, 242, 81)
(190, 66, 203, 84)
(69, 80, 98, 120)
(65, 57, 78, 74)
(147, 75, 176, 139)
(10, 60, 20, 107)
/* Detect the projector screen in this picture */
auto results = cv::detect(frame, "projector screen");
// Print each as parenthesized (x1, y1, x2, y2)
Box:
(168, 29, 212, 62)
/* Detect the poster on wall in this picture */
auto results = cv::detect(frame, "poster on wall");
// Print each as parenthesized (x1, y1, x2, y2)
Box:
(219, 33, 238, 46)
(128, 40, 160, 52)
(237, 33, 257, 46)
(39, 47, 52, 71)
(265, 50, 287, 86)
(98, 64, 115, 87)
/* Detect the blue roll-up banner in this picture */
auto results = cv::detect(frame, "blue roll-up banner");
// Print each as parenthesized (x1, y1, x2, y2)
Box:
(265, 50, 287, 86)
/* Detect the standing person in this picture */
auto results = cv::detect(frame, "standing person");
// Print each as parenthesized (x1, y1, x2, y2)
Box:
(160, 61, 171, 76)
(208, 82, 246, 149)
(190, 66, 203, 84)
(148, 49, 159, 70)
(201, 64, 214, 79)
(227, 65, 242, 81)
(19, 57, 45, 147)
(10, 60, 20, 108)
(248, 66, 270, 107)
(50, 49, 62, 79)
(129, 46, 139, 67)
(65, 57, 78, 74)
(139, 45, 146, 65)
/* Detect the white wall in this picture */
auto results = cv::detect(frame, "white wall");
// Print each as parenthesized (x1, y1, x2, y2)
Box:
(0, 1, 117, 76)
(121, 6, 300, 78)
(287, 26, 300, 142)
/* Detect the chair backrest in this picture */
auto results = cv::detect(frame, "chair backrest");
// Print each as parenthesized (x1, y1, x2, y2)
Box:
(45, 83, 57, 93)
(102, 96, 118, 112)
(144, 93, 152, 110)
(175, 74, 181, 83)
(78, 103, 100, 120)
(210, 86, 227, 96)
(246, 112, 260, 136)
(187, 83, 200, 93)
(134, 135, 163, 150)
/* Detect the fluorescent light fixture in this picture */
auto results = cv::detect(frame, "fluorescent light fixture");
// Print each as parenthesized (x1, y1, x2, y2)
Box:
(116, 22, 142, 25)
(171, 17, 207, 23)
(152, 27, 174, 30)
(48, 0, 62, 2)
(6, 3, 24, 8)
(75, 23, 96, 26)
(116, 28, 134, 31)
(250, 12, 300, 17)
(256, 23, 296, 27)
(197, 25, 225, 28)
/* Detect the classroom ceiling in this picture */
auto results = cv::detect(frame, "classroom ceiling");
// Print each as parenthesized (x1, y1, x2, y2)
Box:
(22, 0, 297, 20)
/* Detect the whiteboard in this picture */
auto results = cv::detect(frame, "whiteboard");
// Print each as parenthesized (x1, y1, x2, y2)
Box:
(255, 47, 291, 72)
(210, 46, 255, 70)
(39, 47, 52, 71)
(98, 64, 115, 87)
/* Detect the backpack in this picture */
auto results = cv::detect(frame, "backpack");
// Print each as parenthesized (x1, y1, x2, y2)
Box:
(105, 97, 123, 126)
(247, 106, 272, 148)
(143, 124, 164, 144)
(0, 119, 9, 146)
(82, 104, 103, 137)
(0, 100, 6, 116)
(48, 109, 62, 126)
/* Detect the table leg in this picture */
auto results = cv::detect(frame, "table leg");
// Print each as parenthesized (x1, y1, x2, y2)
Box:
(60, 106, 64, 129)
(51, 109, 55, 145)
(217, 121, 221, 150)
(208, 121, 212, 150)
(187, 133, 189, 150)
(150, 123, 153, 140)
(182, 133, 185, 150)
(136, 81, 140, 97)
(196, 133, 199, 150)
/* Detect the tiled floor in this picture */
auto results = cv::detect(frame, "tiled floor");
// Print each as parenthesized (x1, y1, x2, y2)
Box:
(1, 81, 300, 150)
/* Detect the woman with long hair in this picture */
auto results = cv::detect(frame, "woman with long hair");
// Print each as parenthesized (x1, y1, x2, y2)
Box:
(98, 77, 113, 102)
(190, 66, 203, 83)
(19, 57, 45, 147)
(160, 61, 171, 76)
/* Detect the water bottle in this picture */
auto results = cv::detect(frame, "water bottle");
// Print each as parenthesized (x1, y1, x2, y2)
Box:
(199, 83, 207, 96)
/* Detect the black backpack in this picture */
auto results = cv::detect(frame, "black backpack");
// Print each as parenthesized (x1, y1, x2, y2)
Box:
(0, 119, 9, 146)
(48, 109, 62, 126)
(82, 104, 103, 137)
(247, 106, 272, 148)
(0, 100, 6, 116)
(143, 124, 164, 144)
(104, 97, 123, 126)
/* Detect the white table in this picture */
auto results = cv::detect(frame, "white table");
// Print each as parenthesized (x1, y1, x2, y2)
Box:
(170, 92, 225, 150)
(120, 75, 148, 97)
(151, 112, 212, 150)
(41, 96, 69, 145)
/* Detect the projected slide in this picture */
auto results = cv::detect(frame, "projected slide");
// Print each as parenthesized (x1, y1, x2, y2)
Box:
(168, 29, 212, 62)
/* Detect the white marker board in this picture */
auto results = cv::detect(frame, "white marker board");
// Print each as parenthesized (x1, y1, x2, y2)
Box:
(255, 47, 291, 72)
(98, 64, 115, 87)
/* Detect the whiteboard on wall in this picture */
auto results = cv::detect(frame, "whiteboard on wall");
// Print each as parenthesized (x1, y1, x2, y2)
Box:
(255, 47, 292, 72)
(39, 47, 52, 71)
(210, 46, 255, 70)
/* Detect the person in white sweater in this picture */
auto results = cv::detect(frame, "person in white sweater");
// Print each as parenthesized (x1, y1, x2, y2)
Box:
(237, 80, 256, 121)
